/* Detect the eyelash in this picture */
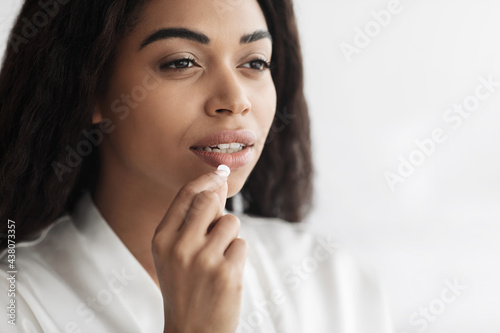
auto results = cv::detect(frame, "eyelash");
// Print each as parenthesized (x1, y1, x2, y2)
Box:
(243, 58, 272, 71)
(159, 56, 197, 72)
(158, 57, 272, 72)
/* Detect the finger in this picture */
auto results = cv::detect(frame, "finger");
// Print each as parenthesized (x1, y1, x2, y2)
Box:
(177, 191, 222, 245)
(156, 169, 228, 235)
(216, 179, 228, 214)
(204, 214, 241, 255)
(224, 238, 248, 271)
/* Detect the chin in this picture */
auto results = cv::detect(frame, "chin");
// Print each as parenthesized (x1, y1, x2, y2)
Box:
(227, 176, 246, 198)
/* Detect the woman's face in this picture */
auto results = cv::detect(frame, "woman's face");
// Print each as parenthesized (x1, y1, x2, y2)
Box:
(94, 0, 276, 198)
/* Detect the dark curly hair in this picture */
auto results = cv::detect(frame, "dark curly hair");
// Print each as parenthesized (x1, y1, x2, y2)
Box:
(0, 0, 313, 249)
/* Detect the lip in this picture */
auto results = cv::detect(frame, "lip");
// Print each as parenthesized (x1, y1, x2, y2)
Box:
(190, 129, 257, 149)
(190, 129, 256, 169)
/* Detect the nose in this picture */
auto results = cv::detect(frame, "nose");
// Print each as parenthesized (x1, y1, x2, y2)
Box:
(204, 67, 251, 116)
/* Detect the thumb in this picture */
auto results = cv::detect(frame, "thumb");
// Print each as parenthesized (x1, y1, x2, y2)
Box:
(214, 165, 230, 214)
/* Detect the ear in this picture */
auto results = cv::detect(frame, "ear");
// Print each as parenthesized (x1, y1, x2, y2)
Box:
(92, 103, 103, 124)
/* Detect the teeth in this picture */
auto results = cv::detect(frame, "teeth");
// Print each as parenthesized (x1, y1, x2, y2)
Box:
(196, 143, 246, 154)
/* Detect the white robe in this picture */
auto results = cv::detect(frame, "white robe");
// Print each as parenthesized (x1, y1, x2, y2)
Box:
(0, 193, 393, 332)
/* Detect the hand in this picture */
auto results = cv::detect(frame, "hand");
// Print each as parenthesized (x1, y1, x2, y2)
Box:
(152, 169, 248, 333)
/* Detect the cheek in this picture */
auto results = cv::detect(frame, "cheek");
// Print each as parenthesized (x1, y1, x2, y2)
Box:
(105, 86, 179, 149)
(99, 78, 200, 187)
(253, 79, 278, 146)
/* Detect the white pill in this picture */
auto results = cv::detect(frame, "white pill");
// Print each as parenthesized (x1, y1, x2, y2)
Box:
(217, 164, 231, 177)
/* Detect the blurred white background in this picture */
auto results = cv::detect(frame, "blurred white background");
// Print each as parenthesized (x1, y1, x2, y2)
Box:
(1, 0, 499, 332)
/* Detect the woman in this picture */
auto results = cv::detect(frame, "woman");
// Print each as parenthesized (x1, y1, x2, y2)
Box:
(0, 0, 392, 332)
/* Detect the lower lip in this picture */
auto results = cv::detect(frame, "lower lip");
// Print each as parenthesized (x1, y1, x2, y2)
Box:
(190, 146, 253, 169)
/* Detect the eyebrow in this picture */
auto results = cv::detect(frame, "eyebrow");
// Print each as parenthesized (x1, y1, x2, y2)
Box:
(139, 28, 272, 50)
(240, 30, 273, 44)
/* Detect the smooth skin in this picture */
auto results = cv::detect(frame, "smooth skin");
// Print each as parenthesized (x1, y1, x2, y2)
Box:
(154, 170, 245, 332)
(91, 0, 277, 331)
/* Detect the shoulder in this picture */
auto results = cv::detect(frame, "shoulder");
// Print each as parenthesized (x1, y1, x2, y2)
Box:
(234, 211, 358, 290)
(0, 215, 76, 331)
(0, 213, 82, 289)
(235, 212, 341, 264)
(0, 214, 75, 266)
(235, 211, 384, 287)
(234, 212, 393, 332)
(238, 212, 316, 242)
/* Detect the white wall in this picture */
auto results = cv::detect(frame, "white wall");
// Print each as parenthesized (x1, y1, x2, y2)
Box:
(295, 0, 500, 332)
(1, 1, 499, 332)
(0, 1, 18, 58)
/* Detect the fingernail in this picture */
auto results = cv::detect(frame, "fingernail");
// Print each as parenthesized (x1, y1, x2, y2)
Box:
(215, 164, 231, 178)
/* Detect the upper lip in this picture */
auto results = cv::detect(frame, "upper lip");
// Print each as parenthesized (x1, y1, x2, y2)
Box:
(190, 129, 257, 149)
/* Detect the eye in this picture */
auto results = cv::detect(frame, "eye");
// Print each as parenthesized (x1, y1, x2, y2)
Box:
(159, 57, 196, 71)
(241, 58, 272, 71)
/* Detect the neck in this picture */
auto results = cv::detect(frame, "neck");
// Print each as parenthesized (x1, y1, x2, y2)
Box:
(92, 164, 175, 288)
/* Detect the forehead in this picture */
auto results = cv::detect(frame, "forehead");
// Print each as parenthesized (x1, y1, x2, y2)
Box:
(135, 0, 269, 41)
